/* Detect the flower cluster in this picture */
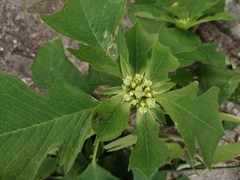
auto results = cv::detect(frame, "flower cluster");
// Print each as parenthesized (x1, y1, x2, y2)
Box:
(122, 74, 157, 115)
(178, 17, 190, 25)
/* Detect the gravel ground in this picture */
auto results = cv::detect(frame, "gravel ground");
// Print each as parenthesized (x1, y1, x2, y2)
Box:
(1, 0, 240, 179)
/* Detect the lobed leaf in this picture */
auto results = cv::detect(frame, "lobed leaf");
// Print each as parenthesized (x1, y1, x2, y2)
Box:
(196, 65, 240, 104)
(176, 43, 226, 68)
(129, 111, 170, 178)
(85, 66, 122, 86)
(126, 21, 158, 75)
(104, 134, 137, 152)
(0, 70, 99, 180)
(213, 143, 240, 164)
(177, 0, 218, 18)
(31, 38, 92, 92)
(41, 0, 125, 49)
(116, 25, 129, 63)
(68, 45, 122, 77)
(41, 0, 126, 78)
(92, 95, 131, 141)
(78, 161, 119, 180)
(130, 19, 201, 55)
(145, 42, 179, 84)
(157, 83, 224, 168)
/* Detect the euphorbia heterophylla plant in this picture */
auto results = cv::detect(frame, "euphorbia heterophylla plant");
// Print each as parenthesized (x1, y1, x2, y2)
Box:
(0, 0, 230, 179)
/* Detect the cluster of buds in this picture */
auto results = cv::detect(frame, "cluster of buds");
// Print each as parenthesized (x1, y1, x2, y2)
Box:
(122, 74, 157, 115)
(178, 17, 190, 25)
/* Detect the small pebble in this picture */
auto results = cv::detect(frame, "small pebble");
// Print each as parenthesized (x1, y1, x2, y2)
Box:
(13, 39, 17, 44)
(0, 47, 4, 51)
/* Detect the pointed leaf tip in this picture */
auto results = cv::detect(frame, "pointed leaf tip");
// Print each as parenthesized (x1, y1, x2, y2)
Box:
(157, 83, 224, 168)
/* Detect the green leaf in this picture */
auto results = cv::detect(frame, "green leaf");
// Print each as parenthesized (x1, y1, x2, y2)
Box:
(35, 157, 57, 179)
(145, 42, 179, 84)
(78, 161, 119, 180)
(129, 111, 170, 178)
(85, 66, 122, 86)
(41, 0, 125, 78)
(41, 0, 125, 49)
(92, 95, 131, 141)
(104, 134, 137, 152)
(68, 45, 122, 77)
(166, 143, 185, 159)
(120, 56, 133, 78)
(126, 21, 158, 74)
(177, 175, 190, 180)
(176, 43, 226, 68)
(204, 0, 226, 15)
(129, 0, 233, 30)
(132, 168, 168, 180)
(149, 107, 166, 124)
(212, 143, 240, 164)
(133, 169, 167, 180)
(157, 83, 224, 169)
(0, 70, 99, 180)
(151, 82, 175, 94)
(116, 25, 129, 62)
(223, 121, 238, 130)
(31, 38, 92, 93)
(177, 0, 218, 18)
(129, 3, 174, 24)
(186, 12, 234, 28)
(195, 65, 240, 104)
(134, 20, 201, 55)
(170, 68, 194, 87)
(100, 86, 124, 95)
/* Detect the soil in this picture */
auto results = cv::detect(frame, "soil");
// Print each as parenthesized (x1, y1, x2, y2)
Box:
(1, 0, 240, 180)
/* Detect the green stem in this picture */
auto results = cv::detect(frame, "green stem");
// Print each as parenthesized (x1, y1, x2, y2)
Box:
(158, 131, 183, 142)
(220, 112, 240, 123)
(92, 139, 100, 162)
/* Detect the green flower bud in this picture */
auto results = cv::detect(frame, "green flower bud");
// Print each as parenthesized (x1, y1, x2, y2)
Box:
(135, 86, 143, 98)
(144, 87, 151, 93)
(172, 2, 178, 7)
(129, 91, 134, 96)
(146, 93, 152, 98)
(122, 85, 127, 90)
(131, 82, 136, 88)
(144, 80, 152, 87)
(126, 75, 132, 81)
(123, 79, 131, 86)
(146, 98, 156, 108)
(131, 99, 138, 105)
(135, 74, 143, 80)
(140, 100, 146, 107)
(151, 90, 157, 95)
(123, 94, 131, 101)
(139, 106, 147, 115)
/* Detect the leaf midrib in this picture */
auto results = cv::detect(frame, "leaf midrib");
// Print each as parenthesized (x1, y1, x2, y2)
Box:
(160, 96, 222, 134)
(0, 109, 92, 137)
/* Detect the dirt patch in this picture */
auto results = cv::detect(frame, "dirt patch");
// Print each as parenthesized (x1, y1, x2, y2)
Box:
(0, 0, 87, 80)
